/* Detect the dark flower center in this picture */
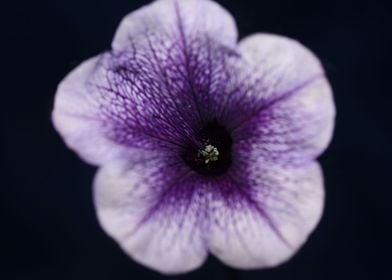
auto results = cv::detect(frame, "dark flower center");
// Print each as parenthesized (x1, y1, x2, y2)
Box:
(182, 121, 232, 176)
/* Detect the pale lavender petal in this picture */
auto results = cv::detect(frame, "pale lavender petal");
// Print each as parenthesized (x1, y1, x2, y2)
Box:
(220, 34, 335, 131)
(220, 34, 335, 164)
(94, 156, 209, 274)
(208, 162, 324, 268)
(52, 56, 131, 165)
(233, 77, 335, 165)
(112, 0, 238, 51)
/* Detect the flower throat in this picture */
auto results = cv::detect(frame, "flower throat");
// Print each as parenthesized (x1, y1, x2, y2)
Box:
(182, 121, 232, 176)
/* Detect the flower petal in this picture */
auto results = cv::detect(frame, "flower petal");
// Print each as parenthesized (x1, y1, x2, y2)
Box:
(233, 77, 335, 165)
(216, 33, 336, 163)
(208, 162, 324, 268)
(220, 33, 334, 130)
(111, 0, 240, 128)
(94, 157, 209, 274)
(52, 55, 130, 165)
(112, 0, 238, 51)
(237, 33, 324, 105)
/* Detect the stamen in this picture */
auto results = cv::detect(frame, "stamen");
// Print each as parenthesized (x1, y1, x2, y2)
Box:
(181, 120, 231, 176)
(198, 144, 219, 164)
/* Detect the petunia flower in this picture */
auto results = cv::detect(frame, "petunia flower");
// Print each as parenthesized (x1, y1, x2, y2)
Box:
(52, 0, 335, 274)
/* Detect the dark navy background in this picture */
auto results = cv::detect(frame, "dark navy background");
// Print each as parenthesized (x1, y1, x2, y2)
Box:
(3, 0, 392, 279)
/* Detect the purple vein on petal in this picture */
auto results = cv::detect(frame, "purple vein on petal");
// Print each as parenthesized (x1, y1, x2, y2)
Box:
(144, 32, 202, 149)
(174, 0, 204, 126)
(226, 173, 293, 248)
(231, 73, 325, 132)
(125, 170, 193, 238)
